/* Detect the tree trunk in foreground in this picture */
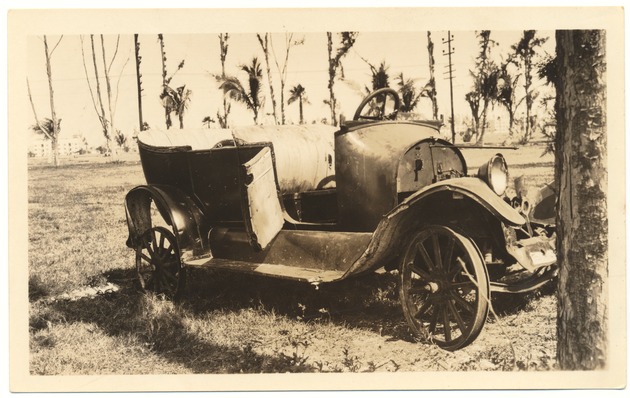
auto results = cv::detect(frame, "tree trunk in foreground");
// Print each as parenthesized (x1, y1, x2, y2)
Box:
(555, 29, 608, 370)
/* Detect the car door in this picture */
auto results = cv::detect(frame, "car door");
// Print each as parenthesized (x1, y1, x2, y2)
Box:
(239, 145, 284, 251)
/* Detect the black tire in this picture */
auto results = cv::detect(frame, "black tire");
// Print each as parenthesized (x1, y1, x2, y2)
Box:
(135, 226, 185, 299)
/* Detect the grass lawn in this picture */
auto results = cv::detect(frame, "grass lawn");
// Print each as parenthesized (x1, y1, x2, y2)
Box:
(27, 145, 557, 375)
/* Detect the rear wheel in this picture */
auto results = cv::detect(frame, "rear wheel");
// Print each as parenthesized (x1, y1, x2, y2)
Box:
(399, 225, 490, 351)
(135, 226, 185, 299)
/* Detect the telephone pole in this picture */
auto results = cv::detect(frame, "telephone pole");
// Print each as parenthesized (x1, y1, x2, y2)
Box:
(442, 32, 456, 143)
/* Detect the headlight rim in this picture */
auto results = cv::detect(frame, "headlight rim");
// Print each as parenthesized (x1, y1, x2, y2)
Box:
(478, 153, 509, 196)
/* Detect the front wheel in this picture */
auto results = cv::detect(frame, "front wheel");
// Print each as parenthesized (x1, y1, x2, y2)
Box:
(135, 226, 185, 299)
(399, 225, 490, 351)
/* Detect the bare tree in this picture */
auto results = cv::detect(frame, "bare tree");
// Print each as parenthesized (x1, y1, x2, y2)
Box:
(465, 30, 500, 144)
(426, 31, 439, 120)
(217, 33, 231, 128)
(80, 34, 129, 155)
(158, 34, 170, 128)
(133, 34, 145, 132)
(326, 32, 358, 126)
(512, 30, 548, 142)
(555, 29, 607, 370)
(27, 35, 63, 167)
(157, 34, 188, 129)
(256, 33, 278, 125)
(269, 33, 304, 124)
(496, 56, 521, 135)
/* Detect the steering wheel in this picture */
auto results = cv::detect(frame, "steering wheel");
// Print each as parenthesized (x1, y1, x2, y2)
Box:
(353, 87, 401, 121)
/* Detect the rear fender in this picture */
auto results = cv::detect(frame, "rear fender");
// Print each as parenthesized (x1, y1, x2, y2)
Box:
(342, 178, 525, 277)
(124, 185, 210, 260)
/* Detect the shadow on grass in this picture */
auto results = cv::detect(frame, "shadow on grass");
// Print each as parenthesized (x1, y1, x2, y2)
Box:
(29, 274, 51, 302)
(490, 278, 557, 317)
(180, 267, 414, 342)
(33, 266, 416, 371)
(179, 267, 556, 340)
(35, 267, 317, 373)
(32, 265, 557, 373)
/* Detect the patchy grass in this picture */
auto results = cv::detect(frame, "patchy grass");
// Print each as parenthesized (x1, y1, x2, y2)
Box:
(28, 147, 557, 375)
(28, 160, 142, 297)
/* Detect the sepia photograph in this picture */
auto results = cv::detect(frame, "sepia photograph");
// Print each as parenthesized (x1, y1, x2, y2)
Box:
(7, 5, 626, 393)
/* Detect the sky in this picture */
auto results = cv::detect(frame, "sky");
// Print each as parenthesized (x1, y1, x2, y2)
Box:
(26, 30, 555, 146)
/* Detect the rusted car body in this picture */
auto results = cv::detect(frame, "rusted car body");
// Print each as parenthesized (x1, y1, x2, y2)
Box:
(125, 88, 557, 350)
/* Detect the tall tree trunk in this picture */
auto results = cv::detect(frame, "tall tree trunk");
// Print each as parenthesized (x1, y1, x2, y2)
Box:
(90, 35, 110, 153)
(134, 34, 144, 131)
(272, 32, 296, 125)
(158, 34, 171, 129)
(555, 29, 608, 370)
(219, 33, 230, 128)
(257, 33, 278, 125)
(100, 35, 118, 158)
(524, 55, 533, 142)
(43, 36, 60, 167)
(427, 31, 439, 120)
(477, 102, 490, 144)
(279, 81, 286, 124)
(327, 32, 337, 127)
(299, 96, 304, 124)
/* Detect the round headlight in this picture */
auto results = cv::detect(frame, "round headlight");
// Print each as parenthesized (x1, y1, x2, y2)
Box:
(477, 153, 508, 196)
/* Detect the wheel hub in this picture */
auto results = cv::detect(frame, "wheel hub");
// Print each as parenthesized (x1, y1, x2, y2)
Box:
(423, 281, 440, 293)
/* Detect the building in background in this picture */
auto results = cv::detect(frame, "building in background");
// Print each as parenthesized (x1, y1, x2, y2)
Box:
(28, 134, 87, 158)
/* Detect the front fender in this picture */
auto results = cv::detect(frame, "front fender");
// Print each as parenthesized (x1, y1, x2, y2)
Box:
(124, 185, 210, 260)
(395, 177, 525, 227)
(341, 178, 524, 278)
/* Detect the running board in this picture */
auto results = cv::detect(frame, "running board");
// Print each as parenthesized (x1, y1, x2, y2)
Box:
(184, 257, 346, 284)
(490, 267, 557, 293)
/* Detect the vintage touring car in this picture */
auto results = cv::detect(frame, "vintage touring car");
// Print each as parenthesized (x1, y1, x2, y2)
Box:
(125, 88, 557, 350)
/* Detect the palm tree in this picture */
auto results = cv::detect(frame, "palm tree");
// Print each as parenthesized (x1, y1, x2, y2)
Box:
(160, 85, 176, 129)
(287, 84, 309, 124)
(363, 61, 390, 117)
(327, 32, 358, 126)
(396, 73, 421, 113)
(219, 57, 264, 124)
(114, 130, 127, 150)
(31, 118, 61, 138)
(174, 85, 192, 129)
(202, 116, 215, 128)
(160, 84, 192, 129)
(368, 61, 390, 91)
(27, 35, 63, 166)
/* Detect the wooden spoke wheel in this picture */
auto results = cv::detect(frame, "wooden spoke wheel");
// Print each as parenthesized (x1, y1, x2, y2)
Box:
(400, 225, 490, 351)
(135, 226, 184, 299)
